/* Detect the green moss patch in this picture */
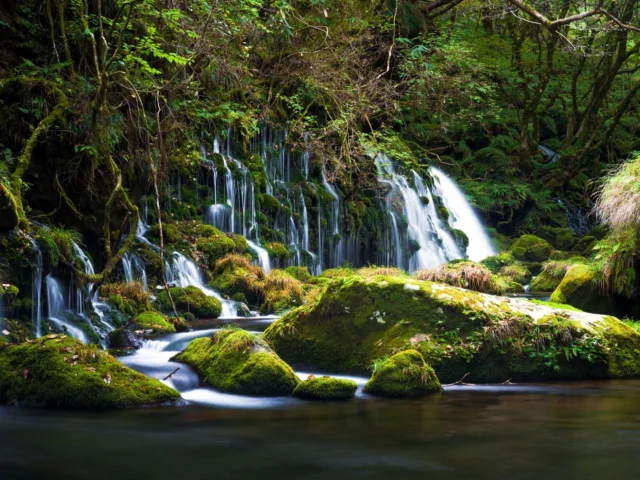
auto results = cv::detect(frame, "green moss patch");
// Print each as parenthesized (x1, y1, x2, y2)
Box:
(132, 311, 176, 333)
(0, 336, 180, 408)
(510, 235, 554, 262)
(293, 376, 357, 400)
(173, 328, 299, 396)
(364, 350, 441, 397)
(155, 286, 222, 318)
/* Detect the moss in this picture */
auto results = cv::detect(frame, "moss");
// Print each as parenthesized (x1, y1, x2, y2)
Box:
(510, 235, 554, 262)
(451, 229, 469, 251)
(155, 286, 222, 318)
(195, 231, 237, 266)
(549, 264, 615, 314)
(209, 254, 264, 305)
(364, 350, 441, 397)
(320, 267, 355, 278)
(437, 206, 450, 221)
(0, 336, 179, 408)
(571, 236, 597, 256)
(132, 311, 176, 333)
(173, 328, 299, 396)
(293, 376, 357, 400)
(539, 227, 577, 251)
(108, 295, 124, 311)
(264, 275, 640, 382)
(260, 270, 305, 314)
(499, 264, 532, 285)
(284, 266, 312, 283)
(481, 252, 516, 273)
(267, 242, 290, 261)
(528, 299, 583, 312)
(148, 223, 182, 245)
(0, 285, 19, 298)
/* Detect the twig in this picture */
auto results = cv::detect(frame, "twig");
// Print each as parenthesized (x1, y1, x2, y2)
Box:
(442, 372, 474, 387)
(162, 367, 180, 381)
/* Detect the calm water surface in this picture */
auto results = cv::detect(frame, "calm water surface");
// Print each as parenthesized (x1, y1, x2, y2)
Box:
(2, 316, 639, 479)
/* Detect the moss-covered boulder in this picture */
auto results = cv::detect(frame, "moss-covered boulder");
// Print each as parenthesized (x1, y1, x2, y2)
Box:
(364, 350, 441, 397)
(510, 235, 554, 262)
(131, 311, 176, 333)
(155, 286, 222, 318)
(209, 254, 264, 305)
(264, 275, 640, 382)
(549, 264, 616, 314)
(530, 257, 589, 292)
(259, 270, 305, 314)
(539, 227, 577, 251)
(481, 252, 516, 273)
(499, 264, 532, 285)
(0, 336, 180, 408)
(173, 328, 299, 396)
(293, 376, 357, 400)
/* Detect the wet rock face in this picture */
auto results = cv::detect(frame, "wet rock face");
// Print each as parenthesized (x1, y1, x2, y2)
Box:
(109, 327, 143, 350)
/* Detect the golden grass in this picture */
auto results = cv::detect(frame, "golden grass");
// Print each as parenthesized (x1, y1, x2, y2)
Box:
(100, 281, 149, 306)
(414, 262, 498, 293)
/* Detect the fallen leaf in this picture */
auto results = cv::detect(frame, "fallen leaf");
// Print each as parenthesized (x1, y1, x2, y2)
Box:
(47, 334, 57, 339)
(22, 369, 28, 380)
(72, 355, 79, 360)
(103, 374, 112, 385)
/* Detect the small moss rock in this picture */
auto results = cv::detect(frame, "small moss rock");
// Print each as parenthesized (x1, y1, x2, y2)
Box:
(510, 235, 554, 262)
(549, 264, 615, 314)
(293, 376, 358, 400)
(173, 328, 299, 396)
(155, 286, 222, 318)
(132, 311, 176, 333)
(364, 350, 442, 397)
(0, 336, 179, 408)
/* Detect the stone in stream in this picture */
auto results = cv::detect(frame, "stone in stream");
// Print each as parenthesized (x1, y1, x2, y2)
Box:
(264, 275, 640, 383)
(172, 327, 300, 396)
(155, 286, 222, 318)
(0, 336, 180, 408)
(364, 350, 442, 398)
(293, 376, 357, 400)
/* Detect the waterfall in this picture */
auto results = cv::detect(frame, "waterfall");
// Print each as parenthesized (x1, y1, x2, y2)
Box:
(122, 252, 148, 290)
(45, 274, 88, 343)
(247, 240, 271, 273)
(167, 252, 238, 318)
(322, 169, 343, 268)
(28, 237, 43, 337)
(429, 167, 496, 262)
(376, 154, 460, 270)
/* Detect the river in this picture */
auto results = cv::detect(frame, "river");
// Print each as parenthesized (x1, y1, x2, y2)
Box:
(1, 317, 640, 479)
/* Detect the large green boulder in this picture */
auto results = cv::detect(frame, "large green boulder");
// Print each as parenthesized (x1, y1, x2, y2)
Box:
(131, 311, 176, 333)
(510, 235, 554, 262)
(0, 336, 180, 408)
(549, 264, 616, 314)
(293, 376, 357, 400)
(173, 328, 299, 396)
(264, 275, 640, 382)
(364, 350, 442, 397)
(155, 286, 222, 318)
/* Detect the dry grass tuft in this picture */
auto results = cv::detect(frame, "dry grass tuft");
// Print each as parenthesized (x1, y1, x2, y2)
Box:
(100, 281, 149, 306)
(414, 262, 499, 293)
(355, 266, 406, 277)
(595, 156, 640, 233)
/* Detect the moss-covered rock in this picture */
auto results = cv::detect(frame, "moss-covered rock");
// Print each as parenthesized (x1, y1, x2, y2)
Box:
(284, 266, 312, 283)
(364, 350, 442, 397)
(292, 376, 357, 400)
(481, 252, 516, 273)
(539, 227, 577, 251)
(0, 336, 180, 408)
(264, 275, 640, 382)
(209, 254, 264, 305)
(173, 328, 299, 396)
(155, 286, 222, 318)
(131, 311, 176, 333)
(499, 264, 532, 285)
(510, 235, 554, 262)
(549, 264, 615, 314)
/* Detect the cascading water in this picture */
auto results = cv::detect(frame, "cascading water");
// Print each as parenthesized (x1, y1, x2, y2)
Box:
(376, 154, 460, 270)
(429, 167, 496, 262)
(199, 126, 496, 274)
(166, 251, 239, 318)
(45, 274, 88, 343)
(30, 237, 43, 337)
(122, 252, 148, 290)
